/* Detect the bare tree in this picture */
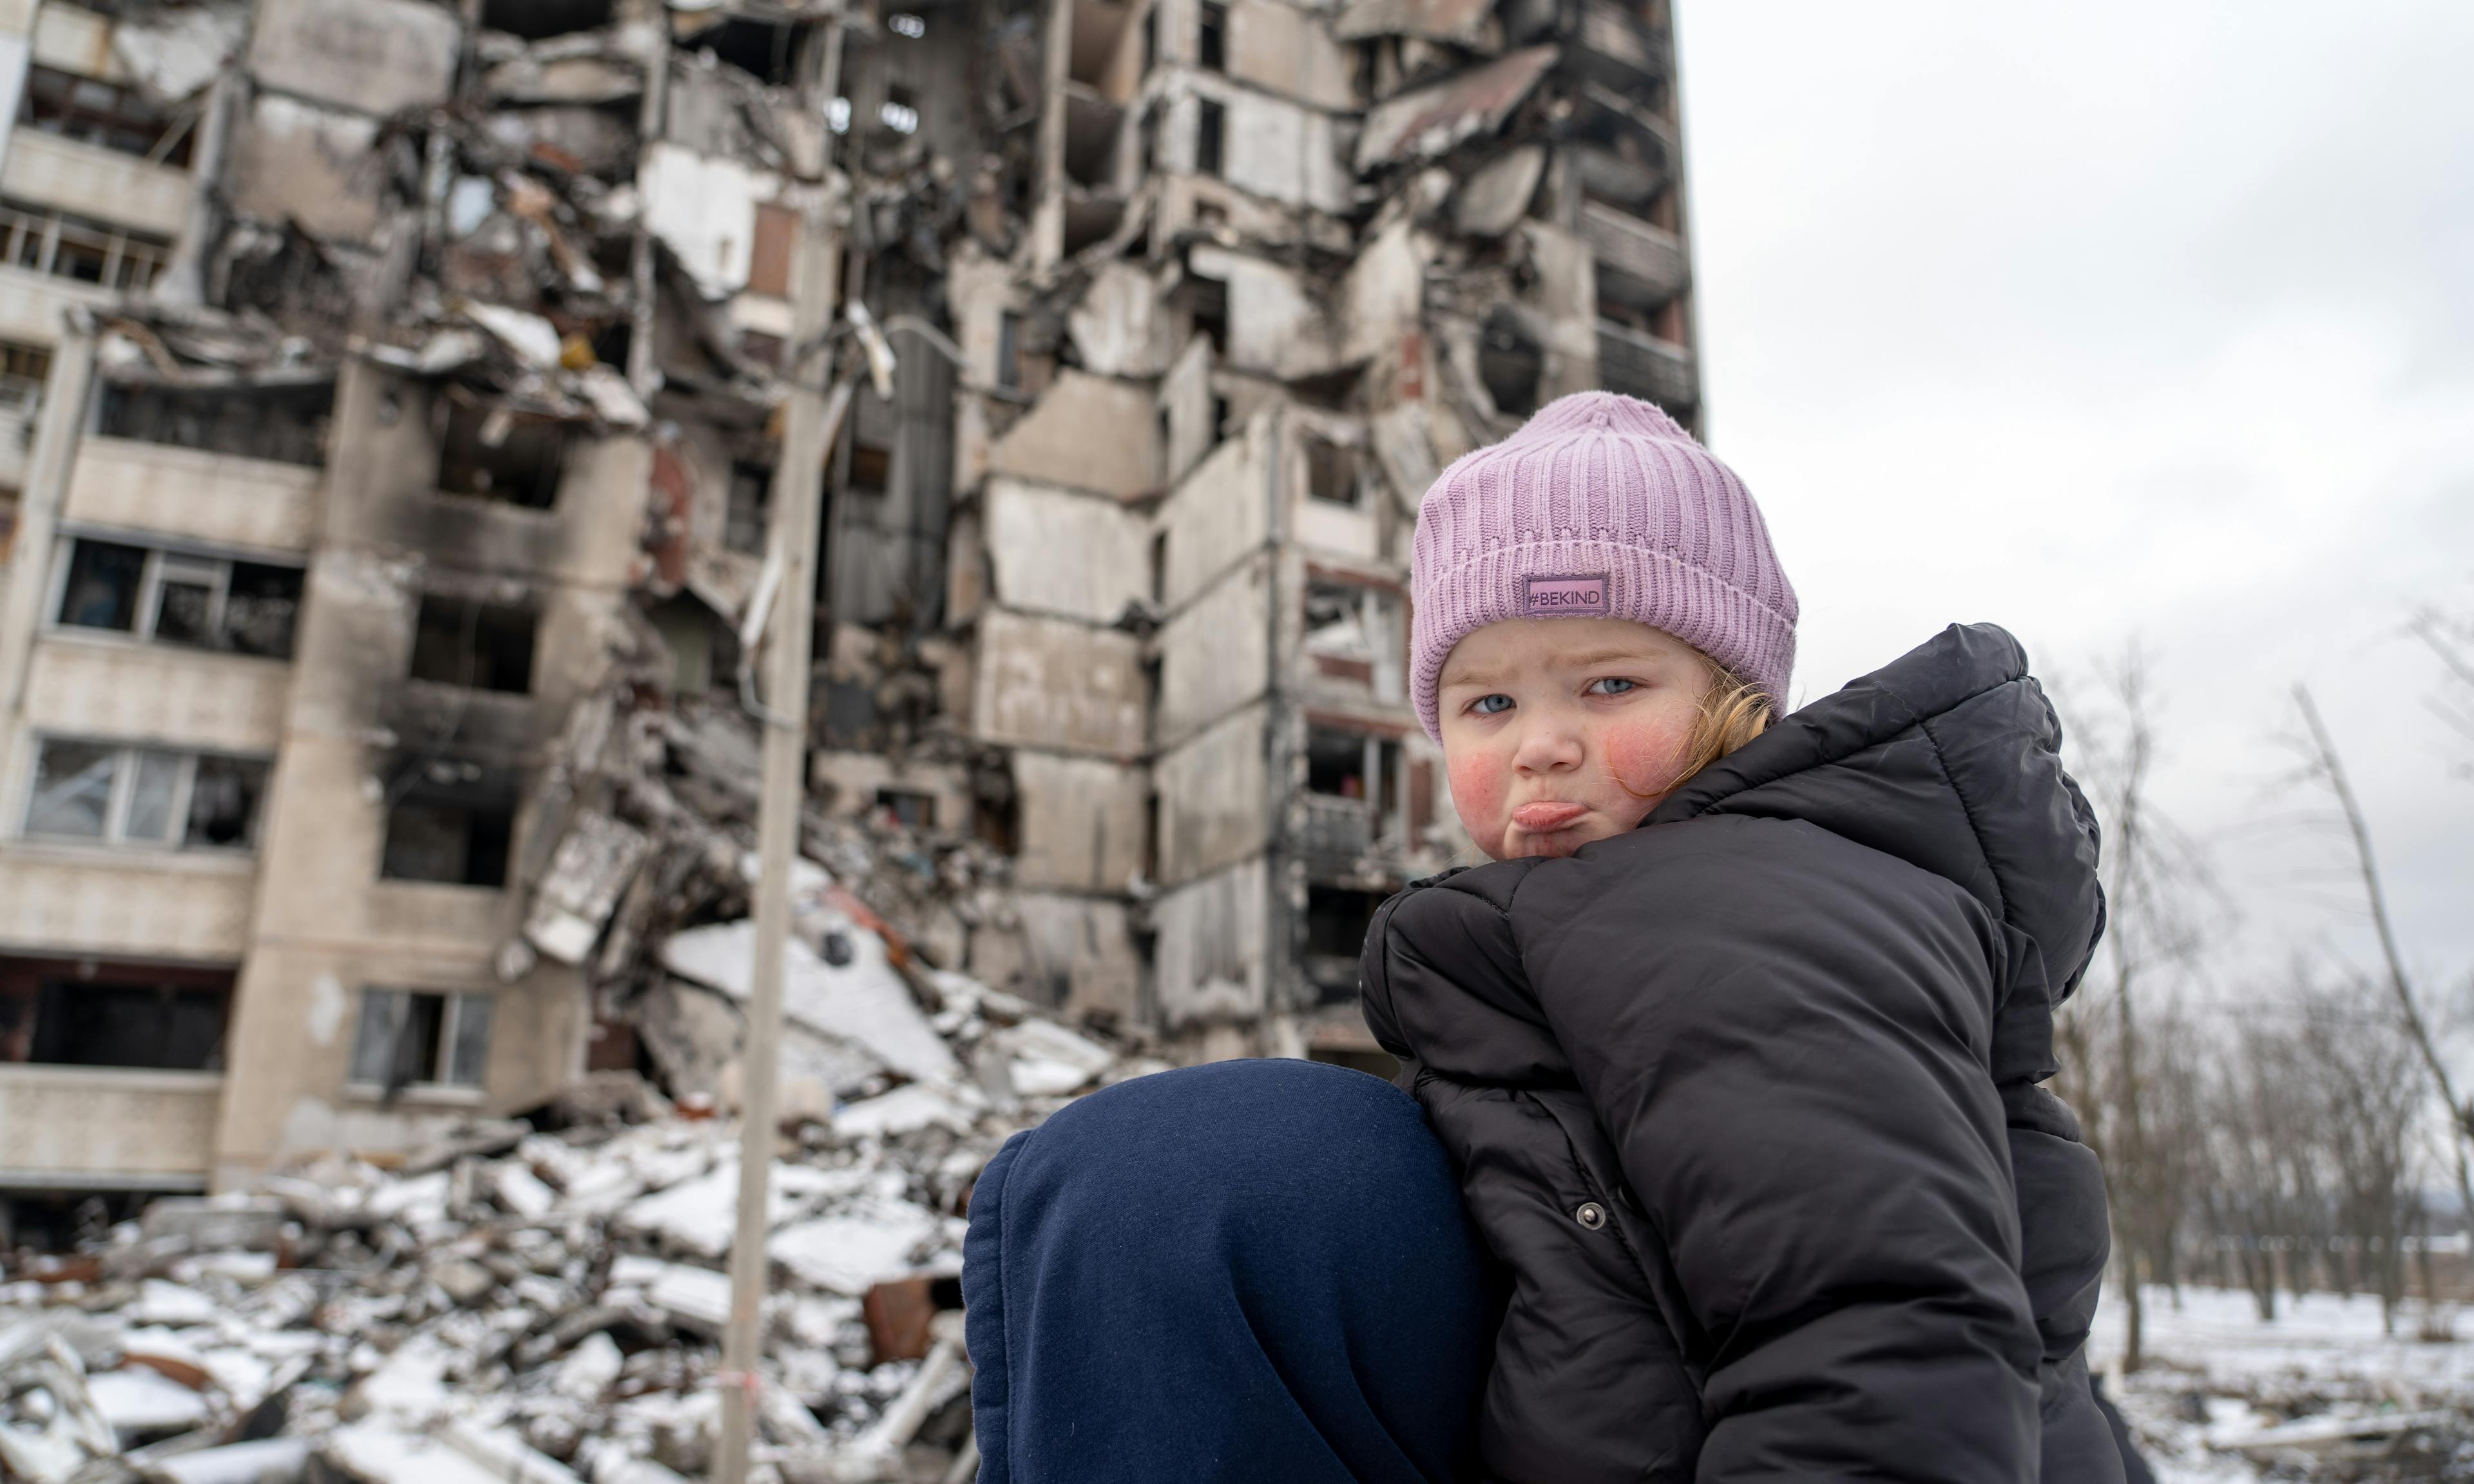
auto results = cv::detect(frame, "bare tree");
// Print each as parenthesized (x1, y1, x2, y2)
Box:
(2409, 604, 2474, 775)
(2290, 687, 2474, 1224)
(2191, 968, 2428, 1328)
(2304, 976, 2425, 1331)
(2052, 648, 2220, 1370)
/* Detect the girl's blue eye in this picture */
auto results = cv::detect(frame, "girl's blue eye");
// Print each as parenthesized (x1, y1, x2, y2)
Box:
(1588, 677, 1638, 696)
(1472, 694, 1515, 715)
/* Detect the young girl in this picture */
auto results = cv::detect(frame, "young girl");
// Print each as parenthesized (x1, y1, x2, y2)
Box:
(1360, 390, 2122, 1483)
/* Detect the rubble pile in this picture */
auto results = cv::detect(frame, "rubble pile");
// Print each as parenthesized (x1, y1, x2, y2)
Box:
(1, 893, 1155, 1484)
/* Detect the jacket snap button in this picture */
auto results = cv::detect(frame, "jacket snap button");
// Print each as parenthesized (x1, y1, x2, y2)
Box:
(1575, 1202, 1607, 1230)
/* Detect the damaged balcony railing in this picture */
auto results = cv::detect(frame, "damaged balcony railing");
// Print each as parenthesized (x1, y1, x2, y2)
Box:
(1582, 200, 1689, 308)
(1596, 318, 1697, 415)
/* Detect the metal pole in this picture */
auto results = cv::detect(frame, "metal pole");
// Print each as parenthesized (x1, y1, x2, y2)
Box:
(714, 24, 846, 1483)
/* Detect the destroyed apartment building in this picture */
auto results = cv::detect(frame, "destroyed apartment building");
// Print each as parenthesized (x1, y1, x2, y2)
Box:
(0, 0, 1705, 1211)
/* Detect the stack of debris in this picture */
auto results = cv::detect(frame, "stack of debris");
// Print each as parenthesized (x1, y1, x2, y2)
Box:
(1, 893, 1151, 1484)
(506, 680, 1083, 1116)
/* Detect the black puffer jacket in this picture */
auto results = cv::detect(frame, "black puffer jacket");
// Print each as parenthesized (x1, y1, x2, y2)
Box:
(1361, 624, 2121, 1484)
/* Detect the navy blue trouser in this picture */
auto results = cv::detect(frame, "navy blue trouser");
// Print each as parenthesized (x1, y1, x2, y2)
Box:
(963, 1058, 1495, 1484)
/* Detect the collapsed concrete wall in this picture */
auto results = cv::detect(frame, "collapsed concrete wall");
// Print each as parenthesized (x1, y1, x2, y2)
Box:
(0, 0, 1707, 1177)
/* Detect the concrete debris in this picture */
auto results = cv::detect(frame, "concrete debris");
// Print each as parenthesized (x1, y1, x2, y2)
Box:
(146, 1436, 314, 1484)
(1357, 44, 1562, 170)
(111, 4, 248, 105)
(3, 895, 1147, 1482)
(3, 0, 1703, 1467)
(524, 810, 653, 966)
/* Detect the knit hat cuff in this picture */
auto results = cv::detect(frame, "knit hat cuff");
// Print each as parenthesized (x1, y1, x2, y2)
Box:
(1411, 540, 1798, 741)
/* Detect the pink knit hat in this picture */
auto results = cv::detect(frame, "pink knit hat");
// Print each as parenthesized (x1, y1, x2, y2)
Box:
(1410, 392, 1797, 741)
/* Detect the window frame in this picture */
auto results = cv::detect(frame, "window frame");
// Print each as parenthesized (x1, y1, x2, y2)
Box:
(345, 987, 495, 1098)
(46, 533, 304, 659)
(0, 198, 171, 290)
(19, 736, 270, 853)
(17, 63, 195, 166)
(0, 339, 50, 412)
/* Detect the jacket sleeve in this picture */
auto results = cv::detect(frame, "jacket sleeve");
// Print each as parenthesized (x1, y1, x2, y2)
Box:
(1517, 819, 2041, 1484)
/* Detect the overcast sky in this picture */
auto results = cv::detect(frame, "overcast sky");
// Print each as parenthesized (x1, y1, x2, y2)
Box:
(1675, 3, 2474, 999)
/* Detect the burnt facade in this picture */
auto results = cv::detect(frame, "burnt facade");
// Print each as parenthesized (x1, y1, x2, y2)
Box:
(0, 0, 1699, 1195)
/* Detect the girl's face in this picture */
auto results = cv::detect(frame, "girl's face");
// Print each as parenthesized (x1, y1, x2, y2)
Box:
(1435, 617, 1712, 861)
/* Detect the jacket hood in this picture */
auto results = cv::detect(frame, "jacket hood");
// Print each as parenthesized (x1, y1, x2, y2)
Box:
(1649, 622, 2105, 999)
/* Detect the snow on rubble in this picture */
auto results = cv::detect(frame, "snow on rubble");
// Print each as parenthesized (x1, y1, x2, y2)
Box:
(2093, 1284, 2474, 1481)
(0, 901, 1154, 1484)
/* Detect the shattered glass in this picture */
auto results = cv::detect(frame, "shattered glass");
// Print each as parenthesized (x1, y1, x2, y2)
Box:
(149, 559, 220, 645)
(124, 749, 184, 842)
(448, 993, 495, 1088)
(186, 755, 268, 848)
(222, 563, 303, 658)
(25, 740, 117, 838)
(55, 538, 146, 633)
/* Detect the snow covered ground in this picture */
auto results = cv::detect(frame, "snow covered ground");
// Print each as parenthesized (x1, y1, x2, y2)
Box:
(2091, 1286, 2474, 1481)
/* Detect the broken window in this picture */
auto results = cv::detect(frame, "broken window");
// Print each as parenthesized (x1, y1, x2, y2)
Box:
(1195, 99, 1225, 176)
(0, 341, 50, 410)
(438, 400, 568, 508)
(23, 739, 269, 850)
(349, 989, 494, 1092)
(0, 200, 171, 290)
(682, 17, 805, 86)
(1302, 431, 1357, 506)
(408, 594, 539, 694)
(1305, 581, 1377, 685)
(647, 593, 735, 698)
(726, 462, 774, 555)
(381, 760, 521, 888)
(222, 562, 307, 658)
(1306, 726, 1397, 804)
(97, 379, 334, 466)
(479, 0, 611, 39)
(1305, 887, 1383, 1003)
(1187, 274, 1227, 354)
(18, 64, 193, 166)
(1198, 1, 1227, 70)
(1478, 305, 1544, 418)
(876, 788, 936, 830)
(0, 958, 235, 1070)
(53, 537, 305, 658)
(55, 538, 144, 634)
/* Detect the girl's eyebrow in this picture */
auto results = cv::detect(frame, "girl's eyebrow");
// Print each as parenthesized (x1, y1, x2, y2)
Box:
(1439, 667, 1510, 690)
(1551, 647, 1668, 670)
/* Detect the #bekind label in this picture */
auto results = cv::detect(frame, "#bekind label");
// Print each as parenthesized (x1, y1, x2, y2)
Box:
(1523, 573, 1609, 616)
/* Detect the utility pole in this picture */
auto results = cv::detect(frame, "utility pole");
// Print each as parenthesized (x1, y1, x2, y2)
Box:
(714, 21, 846, 1484)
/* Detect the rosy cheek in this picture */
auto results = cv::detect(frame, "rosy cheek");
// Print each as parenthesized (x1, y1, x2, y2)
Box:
(1446, 751, 1509, 843)
(1602, 718, 1692, 802)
